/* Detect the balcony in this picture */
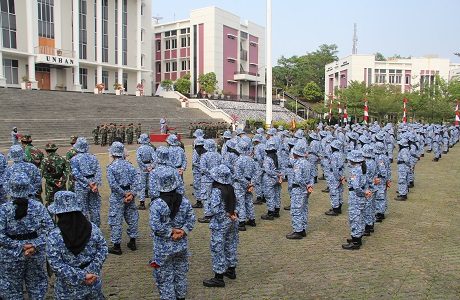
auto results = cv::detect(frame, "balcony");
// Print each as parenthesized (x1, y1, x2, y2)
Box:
(34, 46, 76, 67)
(233, 71, 259, 82)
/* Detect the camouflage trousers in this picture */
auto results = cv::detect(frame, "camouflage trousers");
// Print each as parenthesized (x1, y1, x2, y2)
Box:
(348, 192, 365, 238)
(153, 250, 189, 300)
(44, 182, 66, 206)
(289, 189, 308, 232)
(211, 221, 239, 274)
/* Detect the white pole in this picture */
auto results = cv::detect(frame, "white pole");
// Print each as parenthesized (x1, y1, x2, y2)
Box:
(265, 0, 272, 128)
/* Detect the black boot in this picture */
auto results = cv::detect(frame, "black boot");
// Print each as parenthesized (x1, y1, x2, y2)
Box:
(286, 231, 303, 239)
(261, 211, 275, 220)
(198, 216, 212, 223)
(390, 158, 394, 163)
(394, 194, 407, 201)
(238, 222, 247, 231)
(433, 157, 439, 162)
(375, 213, 385, 222)
(284, 204, 291, 211)
(325, 207, 340, 216)
(342, 236, 361, 250)
(224, 267, 236, 280)
(138, 201, 146, 210)
(408, 181, 414, 188)
(301, 229, 306, 237)
(363, 225, 371, 236)
(245, 219, 256, 227)
(261, 196, 267, 203)
(346, 235, 363, 244)
(337, 204, 342, 214)
(369, 224, 374, 232)
(273, 208, 280, 218)
(109, 243, 122, 255)
(192, 201, 203, 208)
(203, 273, 225, 288)
(253, 197, 263, 205)
(127, 238, 137, 251)
(426, 149, 432, 153)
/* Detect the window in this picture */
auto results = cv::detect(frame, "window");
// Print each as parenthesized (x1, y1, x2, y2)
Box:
(1, 0, 16, 48)
(181, 37, 187, 48)
(102, 0, 108, 62)
(405, 75, 410, 85)
(171, 30, 177, 36)
(141, 29, 144, 42)
(240, 31, 248, 39)
(156, 40, 161, 51)
(165, 40, 170, 50)
(114, 0, 118, 64)
(172, 61, 177, 71)
(79, 67, 87, 89)
(3, 58, 18, 84)
(165, 62, 170, 72)
(140, 3, 144, 15)
(37, 0, 54, 39)
(187, 36, 190, 47)
(171, 39, 177, 49)
(79, 0, 87, 59)
(102, 70, 108, 90)
(141, 54, 144, 67)
(123, 72, 127, 91)
(165, 31, 170, 37)
(389, 75, 395, 84)
(122, 0, 127, 65)
(395, 75, 402, 84)
(181, 60, 187, 71)
(156, 62, 161, 73)
(180, 28, 186, 34)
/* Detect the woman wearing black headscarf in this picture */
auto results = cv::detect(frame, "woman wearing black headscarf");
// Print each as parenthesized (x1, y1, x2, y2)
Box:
(46, 191, 108, 299)
(203, 164, 239, 288)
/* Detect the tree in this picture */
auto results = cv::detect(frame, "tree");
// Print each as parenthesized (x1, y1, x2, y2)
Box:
(375, 52, 386, 61)
(198, 72, 218, 94)
(302, 81, 322, 102)
(161, 79, 173, 91)
(336, 81, 368, 122)
(174, 74, 191, 95)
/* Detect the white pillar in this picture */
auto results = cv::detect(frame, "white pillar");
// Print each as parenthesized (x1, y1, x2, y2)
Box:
(137, 71, 142, 85)
(117, 67, 123, 86)
(26, 0, 36, 85)
(265, 0, 273, 128)
(72, 0, 81, 91)
(136, 0, 142, 84)
(96, 0, 102, 84)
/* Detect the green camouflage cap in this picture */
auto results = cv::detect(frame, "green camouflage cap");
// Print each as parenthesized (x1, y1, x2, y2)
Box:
(45, 143, 58, 151)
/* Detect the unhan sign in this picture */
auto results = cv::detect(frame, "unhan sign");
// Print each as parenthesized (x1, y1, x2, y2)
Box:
(36, 54, 77, 67)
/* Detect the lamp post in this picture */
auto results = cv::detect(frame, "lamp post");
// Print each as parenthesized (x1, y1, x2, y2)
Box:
(265, 0, 273, 128)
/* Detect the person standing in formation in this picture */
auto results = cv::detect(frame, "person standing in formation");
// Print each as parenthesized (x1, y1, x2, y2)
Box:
(136, 134, 156, 210)
(41, 143, 68, 207)
(11, 127, 19, 145)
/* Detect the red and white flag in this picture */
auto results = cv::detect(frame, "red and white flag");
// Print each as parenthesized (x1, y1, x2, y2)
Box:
(343, 105, 348, 123)
(455, 100, 459, 126)
(363, 98, 369, 124)
(403, 97, 408, 124)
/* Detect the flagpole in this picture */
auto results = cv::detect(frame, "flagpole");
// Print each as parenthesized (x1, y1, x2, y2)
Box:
(265, 0, 273, 128)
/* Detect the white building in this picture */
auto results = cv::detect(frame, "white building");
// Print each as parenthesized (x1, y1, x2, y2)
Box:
(325, 54, 460, 99)
(152, 6, 266, 101)
(0, 0, 152, 95)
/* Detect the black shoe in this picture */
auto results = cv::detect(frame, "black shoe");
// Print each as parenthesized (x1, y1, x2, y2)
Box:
(301, 229, 306, 237)
(369, 224, 374, 232)
(433, 157, 439, 162)
(443, 151, 448, 154)
(273, 208, 280, 218)
(245, 219, 256, 227)
(342, 237, 361, 250)
(198, 216, 212, 223)
(261, 211, 275, 220)
(192, 201, 203, 208)
(224, 267, 236, 280)
(363, 225, 371, 236)
(325, 207, 340, 216)
(238, 222, 247, 231)
(253, 197, 263, 205)
(426, 149, 432, 153)
(346, 236, 363, 244)
(321, 187, 330, 193)
(375, 213, 385, 222)
(286, 231, 303, 239)
(284, 205, 291, 211)
(127, 238, 137, 251)
(203, 273, 225, 288)
(394, 195, 407, 201)
(408, 182, 414, 188)
(421, 153, 425, 157)
(390, 158, 394, 163)
(314, 176, 318, 183)
(261, 196, 267, 203)
(109, 244, 122, 255)
(138, 201, 146, 210)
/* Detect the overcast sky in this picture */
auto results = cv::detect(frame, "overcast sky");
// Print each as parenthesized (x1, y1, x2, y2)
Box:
(152, 0, 460, 63)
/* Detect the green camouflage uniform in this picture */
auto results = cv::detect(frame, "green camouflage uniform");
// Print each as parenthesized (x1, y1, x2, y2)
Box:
(21, 135, 44, 202)
(120, 125, 126, 143)
(135, 124, 142, 143)
(100, 126, 108, 146)
(126, 124, 134, 144)
(92, 126, 100, 145)
(65, 137, 78, 192)
(108, 125, 115, 146)
(41, 146, 67, 206)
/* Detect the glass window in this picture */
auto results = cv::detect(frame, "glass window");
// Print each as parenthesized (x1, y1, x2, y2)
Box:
(79, 0, 87, 59)
(156, 40, 161, 51)
(37, 0, 54, 38)
(122, 0, 127, 65)
(79, 67, 88, 89)
(165, 40, 170, 50)
(3, 58, 18, 84)
(1, 0, 16, 48)
(180, 28, 186, 34)
(166, 62, 170, 72)
(102, 0, 108, 62)
(181, 37, 186, 48)
(172, 61, 177, 71)
(102, 70, 108, 90)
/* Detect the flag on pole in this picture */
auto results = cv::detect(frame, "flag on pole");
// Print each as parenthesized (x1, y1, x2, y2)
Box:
(343, 105, 348, 124)
(403, 97, 408, 124)
(455, 100, 459, 126)
(363, 98, 369, 124)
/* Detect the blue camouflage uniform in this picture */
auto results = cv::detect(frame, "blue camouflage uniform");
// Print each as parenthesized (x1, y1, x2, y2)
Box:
(0, 152, 8, 203)
(287, 143, 314, 237)
(160, 118, 167, 134)
(106, 142, 140, 247)
(166, 134, 187, 173)
(396, 139, 411, 198)
(362, 145, 377, 231)
(47, 191, 108, 299)
(373, 142, 391, 220)
(220, 131, 232, 156)
(149, 168, 195, 300)
(320, 134, 333, 180)
(408, 133, 419, 185)
(149, 147, 184, 201)
(252, 134, 266, 201)
(3, 145, 42, 201)
(0, 172, 54, 299)
(136, 134, 157, 203)
(262, 139, 282, 216)
(70, 138, 102, 227)
(233, 141, 256, 225)
(199, 140, 222, 217)
(327, 140, 345, 213)
(308, 133, 321, 181)
(222, 139, 239, 177)
(208, 165, 239, 275)
(192, 137, 205, 201)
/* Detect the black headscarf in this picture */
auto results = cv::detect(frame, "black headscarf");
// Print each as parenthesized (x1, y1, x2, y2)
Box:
(13, 198, 29, 220)
(212, 181, 236, 214)
(160, 189, 183, 219)
(265, 149, 279, 169)
(227, 147, 239, 156)
(195, 145, 205, 156)
(57, 211, 92, 256)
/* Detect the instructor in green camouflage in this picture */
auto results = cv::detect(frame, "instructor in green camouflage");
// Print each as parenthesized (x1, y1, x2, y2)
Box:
(41, 143, 68, 206)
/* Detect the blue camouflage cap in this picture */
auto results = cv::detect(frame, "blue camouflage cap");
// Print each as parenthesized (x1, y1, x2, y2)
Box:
(138, 133, 150, 144)
(222, 130, 232, 139)
(292, 143, 308, 157)
(9, 145, 25, 162)
(252, 134, 263, 143)
(267, 128, 277, 136)
(8, 172, 31, 198)
(347, 150, 365, 163)
(156, 146, 170, 164)
(48, 191, 82, 214)
(398, 138, 409, 147)
(236, 140, 251, 155)
(193, 128, 204, 138)
(166, 134, 180, 146)
(158, 168, 180, 193)
(309, 132, 320, 140)
(330, 139, 343, 150)
(294, 129, 305, 139)
(375, 131, 386, 141)
(256, 128, 265, 134)
(109, 141, 125, 157)
(373, 142, 386, 154)
(226, 139, 238, 150)
(287, 137, 297, 146)
(194, 136, 205, 146)
(362, 144, 374, 158)
(265, 139, 277, 151)
(235, 128, 245, 136)
(347, 131, 359, 140)
(73, 137, 89, 153)
(203, 139, 217, 152)
(358, 134, 372, 144)
(277, 125, 284, 131)
(210, 164, 232, 185)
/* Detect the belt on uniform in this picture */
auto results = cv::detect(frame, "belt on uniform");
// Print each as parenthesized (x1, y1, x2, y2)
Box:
(142, 160, 152, 164)
(397, 161, 404, 165)
(79, 261, 91, 269)
(292, 183, 301, 188)
(120, 185, 131, 191)
(7, 231, 38, 240)
(84, 174, 95, 179)
(245, 177, 251, 181)
(348, 187, 364, 192)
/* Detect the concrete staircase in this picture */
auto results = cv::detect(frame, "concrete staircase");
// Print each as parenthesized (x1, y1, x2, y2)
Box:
(0, 88, 220, 148)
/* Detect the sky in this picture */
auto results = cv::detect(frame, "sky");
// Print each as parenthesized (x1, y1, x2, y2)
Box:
(152, 0, 460, 64)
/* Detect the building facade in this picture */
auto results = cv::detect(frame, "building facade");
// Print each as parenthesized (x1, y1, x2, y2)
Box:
(0, 0, 152, 95)
(152, 6, 266, 101)
(325, 54, 460, 99)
